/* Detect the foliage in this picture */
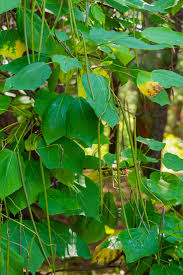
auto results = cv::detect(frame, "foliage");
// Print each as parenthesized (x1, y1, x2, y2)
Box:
(0, 0, 183, 274)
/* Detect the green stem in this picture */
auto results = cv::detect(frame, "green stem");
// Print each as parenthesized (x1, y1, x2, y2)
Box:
(26, 234, 35, 275)
(5, 13, 10, 30)
(70, 0, 80, 41)
(31, 0, 36, 62)
(98, 120, 103, 213)
(40, 158, 55, 274)
(116, 97, 149, 227)
(23, 0, 30, 64)
(16, 150, 50, 267)
(133, 116, 139, 203)
(116, 123, 132, 238)
(38, 0, 46, 61)
(83, 36, 94, 99)
(133, 9, 139, 67)
(0, 201, 2, 251)
(53, 0, 64, 29)
(4, 199, 9, 275)
(68, 0, 76, 49)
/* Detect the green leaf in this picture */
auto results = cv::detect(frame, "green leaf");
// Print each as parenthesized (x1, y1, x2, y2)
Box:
(51, 168, 74, 187)
(39, 188, 80, 215)
(55, 30, 69, 41)
(104, 0, 128, 12)
(148, 212, 183, 242)
(67, 97, 99, 147)
(72, 216, 105, 244)
(104, 153, 116, 166)
(86, 27, 126, 44)
(52, 55, 81, 73)
(110, 45, 134, 65)
(48, 64, 60, 92)
(146, 172, 183, 204)
(49, 220, 91, 259)
(34, 89, 58, 118)
(73, 176, 100, 220)
(7, 160, 50, 215)
(152, 70, 183, 88)
(136, 136, 166, 151)
(102, 192, 118, 230)
(142, 27, 183, 46)
(0, 239, 24, 275)
(40, 176, 99, 220)
(2, 219, 91, 274)
(162, 153, 183, 172)
(42, 93, 73, 145)
(0, 0, 20, 13)
(86, 28, 168, 50)
(82, 155, 101, 170)
(150, 263, 183, 275)
(102, 227, 159, 263)
(58, 137, 85, 174)
(115, 37, 169, 50)
(82, 73, 119, 128)
(2, 220, 49, 275)
(0, 94, 11, 115)
(16, 8, 65, 55)
(37, 138, 62, 169)
(90, 4, 105, 25)
(37, 0, 67, 17)
(0, 54, 49, 74)
(148, 90, 170, 106)
(122, 0, 175, 13)
(130, 256, 153, 275)
(0, 149, 22, 199)
(4, 62, 51, 92)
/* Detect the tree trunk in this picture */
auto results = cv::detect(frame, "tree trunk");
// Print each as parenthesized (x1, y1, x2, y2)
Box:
(136, 9, 183, 176)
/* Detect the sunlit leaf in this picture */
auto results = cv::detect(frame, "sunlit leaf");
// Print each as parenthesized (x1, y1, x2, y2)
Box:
(162, 153, 183, 172)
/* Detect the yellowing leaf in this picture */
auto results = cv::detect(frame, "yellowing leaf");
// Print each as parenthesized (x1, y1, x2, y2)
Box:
(0, 30, 26, 59)
(92, 247, 123, 264)
(92, 230, 122, 264)
(0, 40, 26, 59)
(87, 170, 99, 183)
(137, 71, 164, 98)
(93, 67, 109, 79)
(105, 225, 115, 235)
(78, 75, 87, 98)
(59, 69, 74, 84)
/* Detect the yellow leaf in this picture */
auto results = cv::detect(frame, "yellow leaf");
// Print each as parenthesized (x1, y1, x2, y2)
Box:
(93, 67, 109, 79)
(78, 75, 87, 98)
(0, 40, 26, 59)
(105, 225, 115, 235)
(137, 71, 164, 98)
(87, 170, 99, 183)
(92, 230, 122, 264)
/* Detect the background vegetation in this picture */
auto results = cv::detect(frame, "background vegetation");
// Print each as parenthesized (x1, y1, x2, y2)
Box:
(0, 0, 183, 274)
